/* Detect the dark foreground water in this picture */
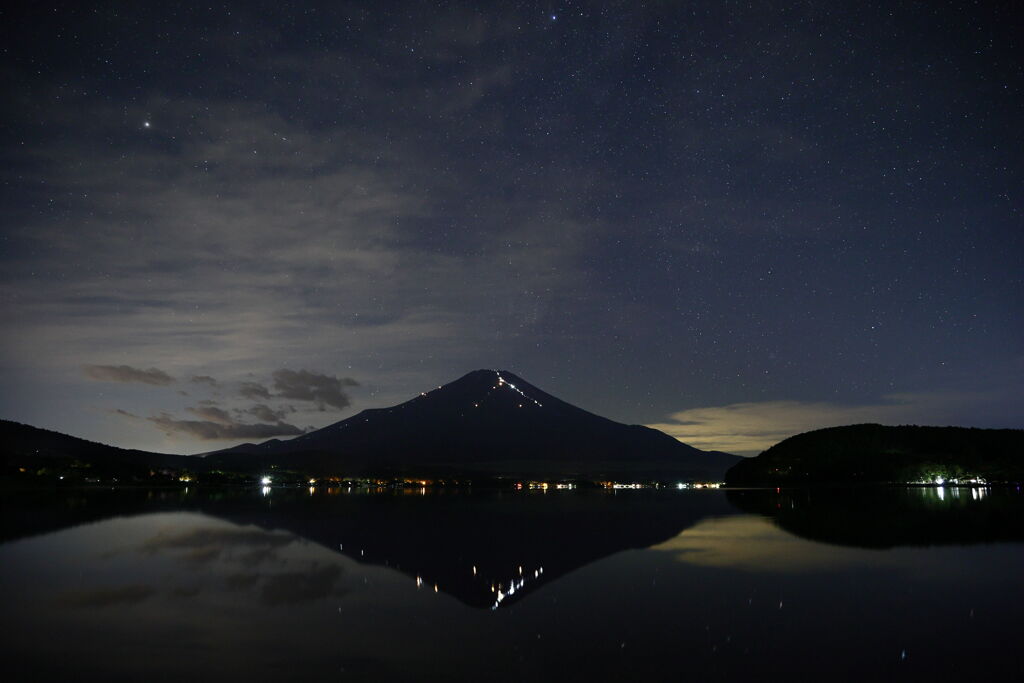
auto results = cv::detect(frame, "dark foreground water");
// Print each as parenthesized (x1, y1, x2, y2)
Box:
(1, 486, 1022, 682)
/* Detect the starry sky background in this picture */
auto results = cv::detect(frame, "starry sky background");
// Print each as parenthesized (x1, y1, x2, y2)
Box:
(1, 1, 1021, 456)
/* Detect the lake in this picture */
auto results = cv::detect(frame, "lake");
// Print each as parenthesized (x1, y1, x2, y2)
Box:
(1, 485, 1022, 681)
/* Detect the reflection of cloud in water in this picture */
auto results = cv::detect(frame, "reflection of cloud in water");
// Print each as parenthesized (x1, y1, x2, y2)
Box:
(139, 522, 348, 605)
(224, 572, 261, 591)
(141, 527, 295, 556)
(224, 565, 347, 605)
(261, 564, 347, 605)
(652, 515, 887, 572)
(169, 584, 202, 599)
(56, 584, 156, 608)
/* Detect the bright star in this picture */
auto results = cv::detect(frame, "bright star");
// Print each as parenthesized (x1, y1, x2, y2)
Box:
(143, 121, 151, 128)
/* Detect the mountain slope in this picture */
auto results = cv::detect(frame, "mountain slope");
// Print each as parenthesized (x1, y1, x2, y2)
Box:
(206, 369, 739, 479)
(0, 419, 193, 475)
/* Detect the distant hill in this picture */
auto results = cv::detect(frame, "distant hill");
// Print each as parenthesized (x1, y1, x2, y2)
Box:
(0, 419, 192, 477)
(725, 424, 1024, 485)
(205, 369, 740, 480)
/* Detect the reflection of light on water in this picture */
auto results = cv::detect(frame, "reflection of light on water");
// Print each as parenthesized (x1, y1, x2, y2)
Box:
(652, 516, 890, 573)
(920, 485, 991, 503)
(261, 486, 271, 497)
(491, 566, 543, 610)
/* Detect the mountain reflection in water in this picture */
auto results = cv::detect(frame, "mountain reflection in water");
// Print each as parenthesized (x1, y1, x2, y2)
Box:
(2, 487, 740, 609)
(2, 486, 1023, 682)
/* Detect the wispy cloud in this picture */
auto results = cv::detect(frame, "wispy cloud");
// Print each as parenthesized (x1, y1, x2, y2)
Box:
(147, 414, 304, 440)
(271, 369, 358, 411)
(185, 404, 234, 425)
(238, 381, 272, 401)
(83, 364, 175, 386)
(56, 584, 157, 609)
(240, 403, 294, 423)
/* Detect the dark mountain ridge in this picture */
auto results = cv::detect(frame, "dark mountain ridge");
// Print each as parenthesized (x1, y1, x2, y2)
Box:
(207, 369, 739, 480)
(0, 419, 192, 477)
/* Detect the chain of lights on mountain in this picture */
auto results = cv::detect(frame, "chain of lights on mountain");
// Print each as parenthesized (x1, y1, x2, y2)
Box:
(495, 374, 543, 408)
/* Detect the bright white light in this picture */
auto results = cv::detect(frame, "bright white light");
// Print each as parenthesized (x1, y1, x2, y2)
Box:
(260, 476, 272, 485)
(934, 477, 945, 485)
(143, 121, 151, 128)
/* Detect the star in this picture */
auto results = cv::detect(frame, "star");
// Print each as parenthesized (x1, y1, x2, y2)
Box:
(143, 121, 151, 129)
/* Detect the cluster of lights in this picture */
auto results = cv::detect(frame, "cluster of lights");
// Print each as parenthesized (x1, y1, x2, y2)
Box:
(496, 374, 543, 407)
(515, 482, 576, 490)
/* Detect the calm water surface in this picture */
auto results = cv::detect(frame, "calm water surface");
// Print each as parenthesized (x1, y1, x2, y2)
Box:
(1, 486, 1022, 681)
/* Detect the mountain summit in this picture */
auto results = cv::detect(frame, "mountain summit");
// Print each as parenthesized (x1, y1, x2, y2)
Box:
(207, 369, 739, 480)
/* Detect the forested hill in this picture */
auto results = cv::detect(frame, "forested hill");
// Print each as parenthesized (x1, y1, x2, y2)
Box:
(725, 424, 1024, 485)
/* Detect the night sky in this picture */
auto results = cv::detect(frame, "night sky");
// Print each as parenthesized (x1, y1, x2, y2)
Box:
(1, 2, 1020, 456)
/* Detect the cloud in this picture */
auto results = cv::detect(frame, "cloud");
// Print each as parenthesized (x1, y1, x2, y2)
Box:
(271, 369, 359, 410)
(147, 414, 305, 440)
(239, 381, 272, 401)
(240, 403, 294, 423)
(191, 375, 219, 387)
(647, 393, 978, 456)
(56, 584, 157, 608)
(83, 364, 175, 385)
(186, 404, 234, 425)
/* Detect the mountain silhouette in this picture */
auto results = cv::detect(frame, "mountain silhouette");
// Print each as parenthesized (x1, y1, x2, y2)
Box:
(0, 419, 191, 477)
(206, 369, 739, 480)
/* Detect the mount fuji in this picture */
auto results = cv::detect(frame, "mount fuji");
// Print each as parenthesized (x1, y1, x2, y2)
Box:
(205, 369, 739, 480)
